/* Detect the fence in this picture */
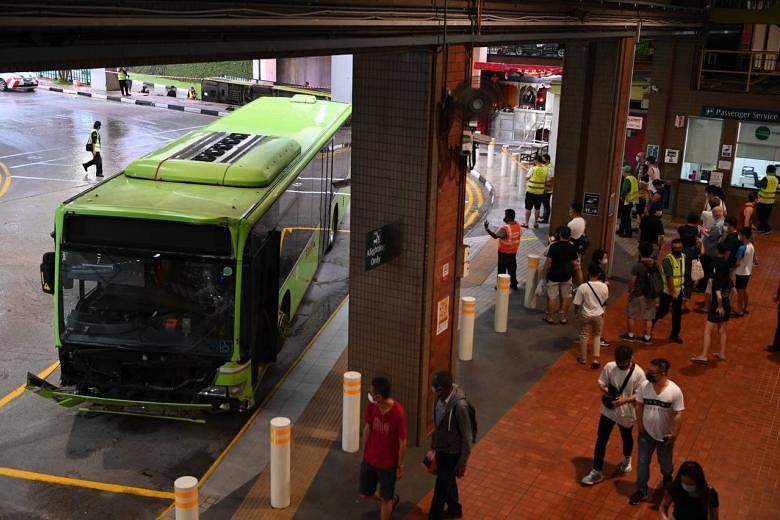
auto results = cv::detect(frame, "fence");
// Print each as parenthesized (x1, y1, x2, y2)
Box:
(39, 69, 92, 85)
(697, 48, 780, 94)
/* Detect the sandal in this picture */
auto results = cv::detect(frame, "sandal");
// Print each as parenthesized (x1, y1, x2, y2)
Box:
(576, 357, 586, 365)
(714, 353, 727, 361)
(543, 315, 556, 324)
(690, 357, 709, 365)
(559, 316, 568, 324)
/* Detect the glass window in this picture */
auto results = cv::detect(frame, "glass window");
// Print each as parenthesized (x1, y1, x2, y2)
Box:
(730, 122, 780, 189)
(680, 117, 723, 184)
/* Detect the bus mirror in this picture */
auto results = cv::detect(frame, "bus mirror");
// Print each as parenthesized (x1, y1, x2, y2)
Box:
(40, 252, 55, 294)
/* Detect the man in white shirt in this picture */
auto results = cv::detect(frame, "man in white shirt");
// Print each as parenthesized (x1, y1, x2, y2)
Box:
(734, 227, 756, 315)
(581, 345, 646, 486)
(629, 358, 684, 505)
(573, 264, 609, 368)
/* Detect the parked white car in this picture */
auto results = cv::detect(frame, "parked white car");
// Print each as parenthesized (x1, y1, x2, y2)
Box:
(0, 72, 38, 91)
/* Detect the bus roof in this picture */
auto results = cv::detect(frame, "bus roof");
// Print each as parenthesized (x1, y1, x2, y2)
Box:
(61, 96, 351, 224)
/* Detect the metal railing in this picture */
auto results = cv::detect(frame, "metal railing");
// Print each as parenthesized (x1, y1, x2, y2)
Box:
(39, 69, 92, 84)
(697, 48, 780, 94)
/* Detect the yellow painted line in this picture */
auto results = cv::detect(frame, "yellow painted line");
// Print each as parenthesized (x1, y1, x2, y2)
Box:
(464, 179, 478, 229)
(0, 467, 174, 500)
(280, 226, 350, 251)
(0, 161, 11, 198)
(156, 295, 350, 519)
(0, 361, 60, 410)
(463, 178, 475, 218)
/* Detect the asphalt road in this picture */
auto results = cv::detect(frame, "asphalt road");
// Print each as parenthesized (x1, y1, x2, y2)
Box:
(0, 89, 349, 519)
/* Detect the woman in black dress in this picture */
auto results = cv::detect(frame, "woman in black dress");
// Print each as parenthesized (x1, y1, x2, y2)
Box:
(660, 461, 719, 520)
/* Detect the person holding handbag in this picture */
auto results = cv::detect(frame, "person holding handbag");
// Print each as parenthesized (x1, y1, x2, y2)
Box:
(573, 263, 609, 368)
(581, 345, 646, 486)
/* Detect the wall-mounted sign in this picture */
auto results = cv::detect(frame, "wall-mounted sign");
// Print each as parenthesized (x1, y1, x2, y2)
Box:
(436, 296, 449, 335)
(674, 115, 685, 128)
(583, 192, 600, 216)
(441, 262, 450, 281)
(627, 116, 644, 130)
(664, 149, 679, 164)
(721, 144, 732, 157)
(702, 106, 780, 123)
(756, 126, 771, 141)
(718, 160, 732, 171)
(646, 144, 660, 160)
(709, 171, 724, 187)
(365, 226, 389, 271)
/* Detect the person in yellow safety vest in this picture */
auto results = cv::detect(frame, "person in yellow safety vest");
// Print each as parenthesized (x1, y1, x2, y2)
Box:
(118, 67, 130, 96)
(756, 164, 777, 233)
(652, 238, 686, 344)
(82, 121, 103, 178)
(523, 155, 548, 229)
(539, 153, 555, 224)
(484, 208, 522, 290)
(618, 165, 639, 237)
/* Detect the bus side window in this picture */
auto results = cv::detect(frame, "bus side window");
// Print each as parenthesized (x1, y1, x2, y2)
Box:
(249, 231, 280, 362)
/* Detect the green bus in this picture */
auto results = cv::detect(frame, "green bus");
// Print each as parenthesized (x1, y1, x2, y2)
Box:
(30, 95, 351, 420)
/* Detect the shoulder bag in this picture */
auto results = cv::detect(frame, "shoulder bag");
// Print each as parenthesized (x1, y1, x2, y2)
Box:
(586, 282, 606, 308)
(601, 363, 635, 409)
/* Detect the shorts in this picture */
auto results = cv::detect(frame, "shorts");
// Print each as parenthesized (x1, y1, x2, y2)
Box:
(359, 461, 397, 501)
(525, 192, 544, 210)
(547, 279, 573, 300)
(627, 296, 657, 321)
(707, 297, 731, 324)
(735, 274, 750, 290)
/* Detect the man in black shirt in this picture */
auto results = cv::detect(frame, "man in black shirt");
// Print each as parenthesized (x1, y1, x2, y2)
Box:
(639, 203, 665, 258)
(721, 216, 741, 271)
(543, 226, 581, 324)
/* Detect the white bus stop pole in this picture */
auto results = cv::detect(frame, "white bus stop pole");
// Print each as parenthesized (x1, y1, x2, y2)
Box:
(494, 274, 510, 333)
(174, 476, 199, 520)
(486, 138, 495, 168)
(499, 146, 508, 177)
(342, 371, 361, 453)
(525, 254, 542, 309)
(511, 153, 520, 187)
(270, 417, 291, 509)
(459, 297, 477, 361)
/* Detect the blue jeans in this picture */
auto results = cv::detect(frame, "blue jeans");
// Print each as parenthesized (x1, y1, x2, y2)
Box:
(635, 430, 674, 494)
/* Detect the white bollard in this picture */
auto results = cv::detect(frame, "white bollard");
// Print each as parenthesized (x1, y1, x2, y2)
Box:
(525, 254, 543, 309)
(499, 146, 509, 177)
(494, 274, 510, 333)
(486, 139, 496, 168)
(519, 161, 529, 196)
(342, 371, 361, 453)
(459, 297, 477, 361)
(270, 417, 291, 509)
(511, 153, 520, 187)
(174, 476, 199, 520)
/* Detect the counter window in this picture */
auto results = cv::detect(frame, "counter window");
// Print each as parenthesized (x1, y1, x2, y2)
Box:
(730, 122, 780, 190)
(680, 117, 723, 184)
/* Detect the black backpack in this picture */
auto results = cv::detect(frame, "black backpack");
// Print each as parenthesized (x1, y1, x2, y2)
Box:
(641, 263, 664, 299)
(459, 397, 478, 444)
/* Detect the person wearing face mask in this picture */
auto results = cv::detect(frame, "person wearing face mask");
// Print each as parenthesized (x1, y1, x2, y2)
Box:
(660, 461, 719, 520)
(485, 209, 522, 291)
(629, 358, 684, 505)
(360, 377, 407, 519)
(653, 238, 686, 344)
(691, 243, 732, 364)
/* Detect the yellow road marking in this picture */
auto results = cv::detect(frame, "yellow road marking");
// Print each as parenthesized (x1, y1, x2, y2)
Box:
(463, 178, 474, 218)
(464, 176, 485, 229)
(0, 161, 11, 198)
(155, 295, 350, 520)
(0, 467, 174, 500)
(280, 226, 350, 251)
(0, 361, 60, 410)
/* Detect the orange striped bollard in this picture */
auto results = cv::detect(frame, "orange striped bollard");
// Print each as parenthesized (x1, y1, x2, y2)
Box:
(174, 476, 199, 520)
(459, 297, 477, 361)
(495, 273, 511, 333)
(270, 417, 291, 509)
(342, 371, 361, 453)
(500, 145, 509, 177)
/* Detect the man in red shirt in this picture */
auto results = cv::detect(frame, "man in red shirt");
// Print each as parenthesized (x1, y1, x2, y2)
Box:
(361, 376, 407, 519)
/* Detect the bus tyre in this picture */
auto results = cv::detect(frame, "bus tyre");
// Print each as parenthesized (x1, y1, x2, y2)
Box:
(326, 206, 338, 253)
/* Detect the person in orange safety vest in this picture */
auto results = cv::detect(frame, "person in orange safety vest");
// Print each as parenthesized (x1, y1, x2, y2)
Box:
(484, 208, 522, 290)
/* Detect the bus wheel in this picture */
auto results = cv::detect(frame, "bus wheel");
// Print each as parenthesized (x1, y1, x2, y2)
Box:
(326, 206, 338, 253)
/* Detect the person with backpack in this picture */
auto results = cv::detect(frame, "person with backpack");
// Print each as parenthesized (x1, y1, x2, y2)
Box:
(428, 371, 473, 520)
(619, 242, 661, 345)
(581, 345, 646, 486)
(653, 238, 686, 344)
(573, 263, 609, 368)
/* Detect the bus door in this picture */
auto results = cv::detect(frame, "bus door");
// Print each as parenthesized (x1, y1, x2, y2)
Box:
(319, 139, 335, 254)
(247, 230, 281, 371)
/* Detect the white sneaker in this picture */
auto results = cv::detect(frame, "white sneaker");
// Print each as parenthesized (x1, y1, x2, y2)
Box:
(581, 469, 604, 485)
(619, 456, 632, 473)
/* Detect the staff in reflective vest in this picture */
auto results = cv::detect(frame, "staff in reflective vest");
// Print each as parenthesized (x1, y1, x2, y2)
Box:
(82, 121, 103, 178)
(618, 166, 638, 237)
(485, 208, 522, 290)
(539, 153, 555, 224)
(756, 164, 777, 233)
(524, 156, 548, 229)
(653, 238, 686, 343)
(118, 67, 130, 96)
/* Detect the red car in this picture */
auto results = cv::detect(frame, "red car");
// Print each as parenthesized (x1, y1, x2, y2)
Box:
(0, 72, 38, 92)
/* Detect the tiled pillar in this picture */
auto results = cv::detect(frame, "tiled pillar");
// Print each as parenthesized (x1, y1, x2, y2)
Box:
(551, 38, 635, 263)
(350, 47, 469, 443)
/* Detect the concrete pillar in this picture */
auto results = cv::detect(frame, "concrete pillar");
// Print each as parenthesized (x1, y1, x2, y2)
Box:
(331, 54, 353, 103)
(350, 46, 470, 444)
(276, 56, 330, 88)
(551, 38, 635, 262)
